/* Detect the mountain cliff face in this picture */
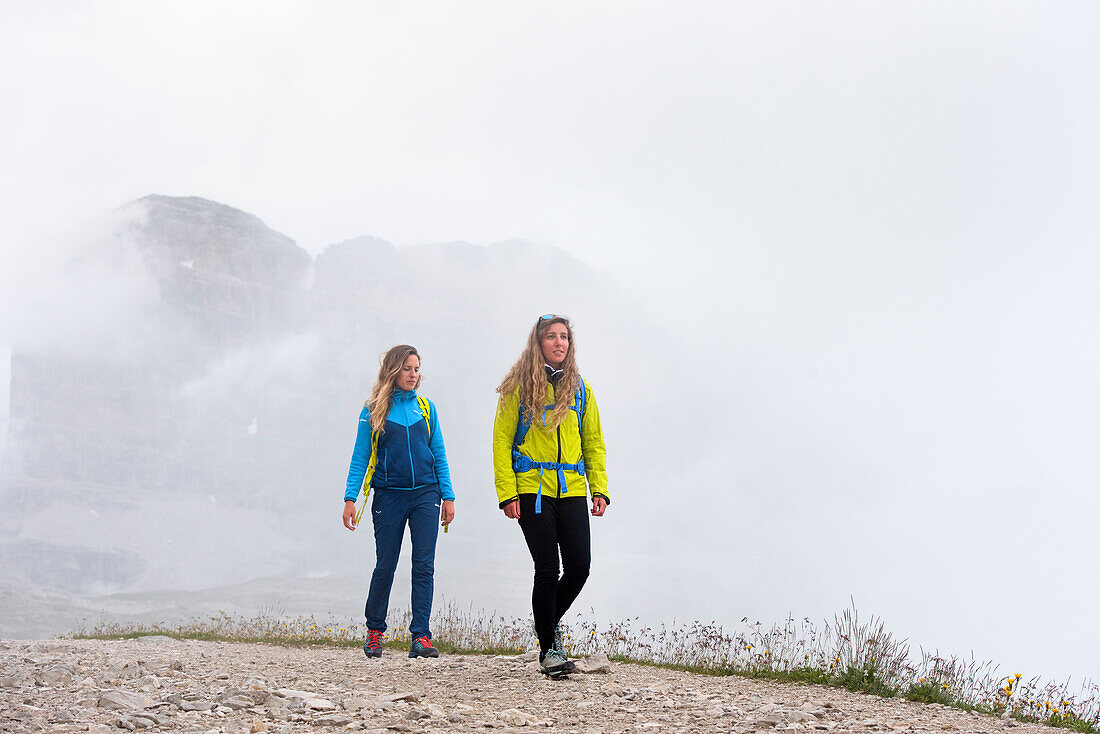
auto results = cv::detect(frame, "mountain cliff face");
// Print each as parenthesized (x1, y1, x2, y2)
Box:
(0, 195, 619, 615)
(4, 197, 315, 508)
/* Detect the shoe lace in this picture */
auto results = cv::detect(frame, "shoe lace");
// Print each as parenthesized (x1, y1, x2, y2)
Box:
(368, 630, 383, 647)
(415, 636, 434, 648)
(543, 648, 566, 667)
(551, 627, 566, 657)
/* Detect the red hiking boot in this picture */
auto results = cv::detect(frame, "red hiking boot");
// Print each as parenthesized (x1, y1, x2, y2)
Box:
(363, 629, 383, 658)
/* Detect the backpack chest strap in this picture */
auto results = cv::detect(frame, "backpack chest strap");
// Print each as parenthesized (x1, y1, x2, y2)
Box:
(512, 453, 586, 514)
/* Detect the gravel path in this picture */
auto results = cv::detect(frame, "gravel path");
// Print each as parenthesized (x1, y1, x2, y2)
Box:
(0, 637, 1052, 733)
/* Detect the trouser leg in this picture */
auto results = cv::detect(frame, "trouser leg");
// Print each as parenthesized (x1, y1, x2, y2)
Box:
(365, 489, 408, 632)
(407, 486, 440, 640)
(554, 497, 591, 624)
(517, 493, 559, 657)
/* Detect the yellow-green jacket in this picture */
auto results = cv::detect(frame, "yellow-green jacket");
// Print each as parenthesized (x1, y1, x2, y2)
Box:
(493, 378, 608, 510)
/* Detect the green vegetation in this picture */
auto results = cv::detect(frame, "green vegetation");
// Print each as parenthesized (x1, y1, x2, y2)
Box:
(72, 603, 1097, 732)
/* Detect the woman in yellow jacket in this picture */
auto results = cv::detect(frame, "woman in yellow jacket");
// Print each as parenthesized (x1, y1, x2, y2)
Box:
(493, 314, 608, 677)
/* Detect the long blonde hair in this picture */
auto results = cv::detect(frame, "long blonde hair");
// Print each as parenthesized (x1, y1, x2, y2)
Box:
(496, 316, 579, 429)
(365, 345, 421, 433)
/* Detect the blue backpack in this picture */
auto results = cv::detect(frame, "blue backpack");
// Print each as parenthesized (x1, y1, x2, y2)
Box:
(511, 379, 587, 514)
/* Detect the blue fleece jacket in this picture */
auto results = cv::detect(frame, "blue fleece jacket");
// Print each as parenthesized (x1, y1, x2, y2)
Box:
(344, 390, 454, 502)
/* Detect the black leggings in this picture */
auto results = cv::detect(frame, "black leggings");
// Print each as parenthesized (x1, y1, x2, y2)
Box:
(516, 494, 591, 656)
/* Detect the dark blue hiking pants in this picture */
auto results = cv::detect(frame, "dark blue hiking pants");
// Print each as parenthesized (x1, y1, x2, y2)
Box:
(364, 485, 441, 640)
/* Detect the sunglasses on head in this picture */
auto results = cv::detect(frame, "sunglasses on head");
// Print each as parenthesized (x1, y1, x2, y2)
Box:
(539, 314, 569, 322)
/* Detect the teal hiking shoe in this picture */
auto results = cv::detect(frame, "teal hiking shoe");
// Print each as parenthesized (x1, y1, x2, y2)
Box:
(539, 648, 575, 678)
(363, 629, 383, 658)
(409, 636, 440, 658)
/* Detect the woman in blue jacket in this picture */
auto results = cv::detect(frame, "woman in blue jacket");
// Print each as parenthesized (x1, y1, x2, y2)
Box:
(342, 344, 455, 659)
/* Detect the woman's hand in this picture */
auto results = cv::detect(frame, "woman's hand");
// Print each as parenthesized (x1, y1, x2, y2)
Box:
(440, 499, 455, 527)
(591, 496, 607, 517)
(502, 499, 521, 519)
(342, 500, 357, 531)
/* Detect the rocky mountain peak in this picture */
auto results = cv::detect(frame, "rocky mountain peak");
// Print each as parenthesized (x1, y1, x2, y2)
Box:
(122, 195, 312, 290)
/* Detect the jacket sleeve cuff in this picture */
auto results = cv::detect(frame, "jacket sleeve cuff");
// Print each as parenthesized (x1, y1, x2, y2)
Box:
(499, 496, 519, 509)
(592, 492, 610, 505)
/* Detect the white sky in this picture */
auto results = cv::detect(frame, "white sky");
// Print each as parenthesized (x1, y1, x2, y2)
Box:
(2, 1, 1099, 682)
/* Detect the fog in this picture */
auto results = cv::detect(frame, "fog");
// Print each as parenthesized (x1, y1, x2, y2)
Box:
(2, 1, 1098, 685)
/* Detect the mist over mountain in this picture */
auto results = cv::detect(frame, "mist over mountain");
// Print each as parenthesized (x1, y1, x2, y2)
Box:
(0, 195, 676, 636)
(4, 195, 1095, 688)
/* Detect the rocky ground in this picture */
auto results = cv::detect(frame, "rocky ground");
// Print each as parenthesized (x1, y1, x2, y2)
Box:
(1, 637, 1052, 733)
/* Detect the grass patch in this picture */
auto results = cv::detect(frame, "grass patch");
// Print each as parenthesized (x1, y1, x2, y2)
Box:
(905, 678, 961, 706)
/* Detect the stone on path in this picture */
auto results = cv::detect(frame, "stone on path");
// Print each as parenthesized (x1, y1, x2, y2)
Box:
(97, 690, 155, 711)
(179, 699, 213, 711)
(274, 687, 319, 699)
(600, 681, 624, 696)
(573, 653, 611, 674)
(316, 712, 353, 726)
(499, 707, 539, 726)
(381, 690, 422, 703)
(36, 665, 74, 685)
(405, 706, 431, 720)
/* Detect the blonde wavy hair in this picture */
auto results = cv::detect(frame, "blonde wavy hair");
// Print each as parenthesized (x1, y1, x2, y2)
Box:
(496, 316, 579, 429)
(365, 345, 421, 433)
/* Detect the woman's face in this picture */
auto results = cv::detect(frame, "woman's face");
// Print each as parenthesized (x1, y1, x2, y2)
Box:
(540, 322, 570, 368)
(399, 354, 420, 391)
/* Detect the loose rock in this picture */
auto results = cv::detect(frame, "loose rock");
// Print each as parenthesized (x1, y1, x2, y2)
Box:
(573, 653, 611, 674)
(316, 712, 353, 726)
(499, 707, 539, 726)
(97, 690, 155, 711)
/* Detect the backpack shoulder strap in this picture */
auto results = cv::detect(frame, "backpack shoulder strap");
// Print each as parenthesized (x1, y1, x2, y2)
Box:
(513, 405, 532, 450)
(417, 396, 432, 439)
(358, 424, 380, 494)
(354, 425, 381, 525)
(574, 377, 587, 423)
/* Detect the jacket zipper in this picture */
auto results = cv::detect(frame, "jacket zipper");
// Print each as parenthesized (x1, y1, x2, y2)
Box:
(555, 384, 562, 498)
(405, 396, 416, 488)
(556, 425, 562, 498)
